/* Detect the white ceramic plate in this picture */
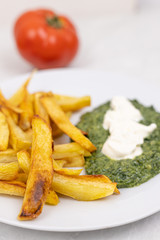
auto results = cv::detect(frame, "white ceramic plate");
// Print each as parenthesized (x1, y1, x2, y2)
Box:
(1, 69, 160, 232)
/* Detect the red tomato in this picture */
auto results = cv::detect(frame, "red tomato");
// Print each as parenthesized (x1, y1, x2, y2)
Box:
(14, 9, 79, 69)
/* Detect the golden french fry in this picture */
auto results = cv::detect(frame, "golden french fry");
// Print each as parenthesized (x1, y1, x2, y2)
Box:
(17, 150, 30, 174)
(19, 92, 34, 130)
(52, 172, 117, 201)
(64, 111, 72, 118)
(9, 70, 35, 107)
(34, 93, 50, 125)
(52, 123, 63, 138)
(0, 180, 26, 196)
(18, 116, 53, 220)
(2, 108, 32, 151)
(0, 149, 17, 164)
(53, 142, 91, 160)
(0, 93, 22, 114)
(0, 180, 59, 205)
(0, 162, 19, 180)
(0, 111, 9, 151)
(46, 188, 59, 205)
(55, 156, 119, 194)
(16, 151, 59, 205)
(55, 160, 67, 168)
(7, 180, 26, 187)
(16, 173, 28, 183)
(62, 155, 85, 167)
(53, 94, 91, 112)
(53, 159, 62, 170)
(0, 149, 17, 156)
(9, 110, 19, 124)
(0, 149, 17, 163)
(52, 111, 72, 138)
(41, 96, 96, 152)
(8, 121, 32, 151)
(53, 159, 82, 175)
(0, 90, 23, 113)
(102, 176, 120, 194)
(55, 169, 82, 176)
(25, 128, 32, 138)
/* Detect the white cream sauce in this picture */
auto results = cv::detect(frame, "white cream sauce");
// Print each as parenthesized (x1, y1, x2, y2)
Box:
(102, 96, 157, 160)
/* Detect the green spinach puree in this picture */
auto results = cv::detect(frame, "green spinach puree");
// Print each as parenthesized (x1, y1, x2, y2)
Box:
(77, 100, 160, 188)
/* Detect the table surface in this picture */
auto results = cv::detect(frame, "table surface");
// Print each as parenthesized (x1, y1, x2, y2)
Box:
(1, 0, 160, 239)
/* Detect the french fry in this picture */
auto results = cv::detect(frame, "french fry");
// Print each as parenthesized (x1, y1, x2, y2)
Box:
(53, 159, 82, 175)
(18, 116, 53, 220)
(55, 160, 67, 168)
(17, 150, 30, 174)
(41, 95, 96, 152)
(0, 149, 17, 163)
(0, 181, 59, 205)
(53, 143, 91, 160)
(16, 173, 28, 183)
(53, 159, 64, 170)
(0, 148, 17, 159)
(103, 176, 120, 194)
(19, 91, 34, 130)
(0, 90, 23, 114)
(46, 188, 59, 205)
(9, 110, 19, 124)
(34, 93, 50, 125)
(55, 169, 82, 176)
(0, 180, 26, 196)
(53, 94, 91, 112)
(9, 70, 35, 107)
(0, 162, 19, 180)
(16, 151, 59, 205)
(0, 111, 9, 151)
(2, 108, 32, 151)
(7, 180, 26, 187)
(52, 123, 63, 138)
(52, 172, 117, 201)
(62, 155, 85, 167)
(25, 128, 33, 140)
(55, 156, 119, 194)
(52, 111, 72, 138)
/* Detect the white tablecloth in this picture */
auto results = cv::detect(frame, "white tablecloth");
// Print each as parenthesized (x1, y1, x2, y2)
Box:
(0, 0, 160, 239)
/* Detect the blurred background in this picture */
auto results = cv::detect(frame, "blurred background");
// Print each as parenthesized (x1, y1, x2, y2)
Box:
(0, 0, 160, 84)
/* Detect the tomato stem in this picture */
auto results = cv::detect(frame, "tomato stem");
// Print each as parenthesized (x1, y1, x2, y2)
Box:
(46, 16, 62, 29)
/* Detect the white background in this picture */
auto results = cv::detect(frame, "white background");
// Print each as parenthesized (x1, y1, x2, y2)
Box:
(1, 0, 160, 239)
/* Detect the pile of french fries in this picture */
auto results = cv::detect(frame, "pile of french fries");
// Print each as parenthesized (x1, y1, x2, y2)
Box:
(0, 71, 119, 221)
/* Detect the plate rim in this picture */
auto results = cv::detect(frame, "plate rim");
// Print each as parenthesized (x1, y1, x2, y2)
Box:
(0, 206, 158, 232)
